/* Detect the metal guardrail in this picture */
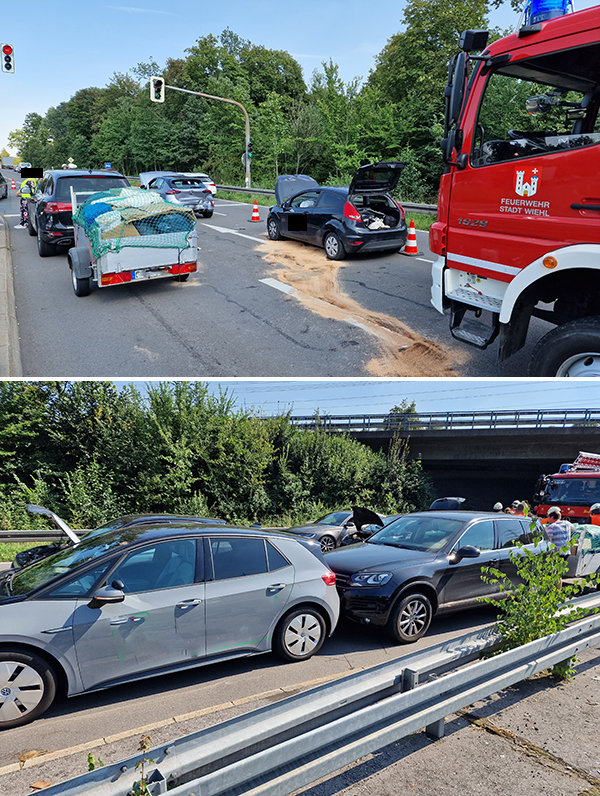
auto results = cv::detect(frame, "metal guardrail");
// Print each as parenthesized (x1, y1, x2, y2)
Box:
(216, 185, 438, 214)
(39, 593, 600, 796)
(287, 408, 600, 433)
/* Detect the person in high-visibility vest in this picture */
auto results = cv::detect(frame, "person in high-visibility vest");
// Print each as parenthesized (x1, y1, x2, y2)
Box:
(15, 177, 38, 229)
(590, 502, 600, 526)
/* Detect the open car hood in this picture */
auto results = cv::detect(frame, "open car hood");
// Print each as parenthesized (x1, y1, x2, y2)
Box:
(26, 504, 80, 545)
(274, 174, 319, 206)
(348, 161, 407, 195)
(351, 506, 384, 532)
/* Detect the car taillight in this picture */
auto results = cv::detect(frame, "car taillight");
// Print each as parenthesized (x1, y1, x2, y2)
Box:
(321, 571, 336, 586)
(395, 200, 406, 221)
(169, 262, 197, 275)
(165, 190, 180, 195)
(344, 201, 361, 221)
(45, 202, 71, 213)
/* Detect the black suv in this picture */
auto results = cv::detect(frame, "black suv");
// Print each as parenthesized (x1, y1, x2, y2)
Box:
(324, 511, 547, 643)
(267, 162, 408, 260)
(27, 169, 130, 257)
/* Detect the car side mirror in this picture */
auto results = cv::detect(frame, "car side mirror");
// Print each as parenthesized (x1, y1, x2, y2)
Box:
(449, 544, 481, 563)
(87, 584, 125, 609)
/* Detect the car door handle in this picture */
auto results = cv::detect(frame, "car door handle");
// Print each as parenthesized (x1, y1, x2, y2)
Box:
(176, 598, 202, 607)
(110, 616, 143, 625)
(571, 202, 600, 211)
(267, 583, 287, 593)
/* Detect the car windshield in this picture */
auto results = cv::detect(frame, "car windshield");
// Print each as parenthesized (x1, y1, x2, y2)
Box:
(56, 176, 129, 202)
(170, 179, 206, 189)
(0, 527, 150, 597)
(544, 478, 600, 506)
(316, 512, 350, 526)
(368, 515, 464, 551)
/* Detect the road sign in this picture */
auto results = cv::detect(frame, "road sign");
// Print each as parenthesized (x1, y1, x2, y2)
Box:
(104, 162, 111, 169)
(1, 43, 14, 73)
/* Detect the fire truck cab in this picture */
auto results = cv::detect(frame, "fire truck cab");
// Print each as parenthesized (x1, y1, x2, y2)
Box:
(430, 6, 600, 376)
(533, 451, 600, 522)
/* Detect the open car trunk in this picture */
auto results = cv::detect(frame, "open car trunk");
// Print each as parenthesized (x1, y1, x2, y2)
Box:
(349, 192, 403, 230)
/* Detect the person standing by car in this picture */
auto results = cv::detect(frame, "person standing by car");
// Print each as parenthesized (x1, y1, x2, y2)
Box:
(545, 506, 573, 549)
(15, 177, 38, 229)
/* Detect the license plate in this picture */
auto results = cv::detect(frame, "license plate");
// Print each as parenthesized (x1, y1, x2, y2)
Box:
(133, 269, 167, 280)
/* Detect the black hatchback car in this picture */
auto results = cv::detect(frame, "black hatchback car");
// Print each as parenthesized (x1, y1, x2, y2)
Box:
(324, 511, 547, 644)
(266, 162, 408, 260)
(27, 169, 130, 257)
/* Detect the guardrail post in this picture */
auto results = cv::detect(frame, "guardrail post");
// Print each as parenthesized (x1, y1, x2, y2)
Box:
(402, 668, 446, 739)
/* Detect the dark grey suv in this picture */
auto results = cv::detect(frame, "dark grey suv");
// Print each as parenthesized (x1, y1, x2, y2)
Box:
(27, 169, 130, 257)
(325, 511, 547, 644)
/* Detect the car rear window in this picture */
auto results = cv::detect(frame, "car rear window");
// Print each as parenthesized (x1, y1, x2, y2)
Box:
(170, 179, 206, 188)
(56, 176, 129, 202)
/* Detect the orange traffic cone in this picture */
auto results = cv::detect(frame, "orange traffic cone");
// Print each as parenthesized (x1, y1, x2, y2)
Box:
(10, 179, 16, 190)
(401, 218, 421, 256)
(250, 199, 260, 222)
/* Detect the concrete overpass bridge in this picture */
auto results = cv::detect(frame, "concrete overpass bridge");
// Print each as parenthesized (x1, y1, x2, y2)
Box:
(289, 409, 600, 510)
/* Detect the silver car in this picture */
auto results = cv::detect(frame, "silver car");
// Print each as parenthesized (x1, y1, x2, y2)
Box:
(145, 174, 215, 218)
(0, 523, 339, 729)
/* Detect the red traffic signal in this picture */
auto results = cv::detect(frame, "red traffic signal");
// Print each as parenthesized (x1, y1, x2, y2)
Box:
(1, 43, 14, 73)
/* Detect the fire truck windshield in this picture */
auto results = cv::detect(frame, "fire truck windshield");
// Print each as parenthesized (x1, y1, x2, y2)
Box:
(543, 477, 600, 506)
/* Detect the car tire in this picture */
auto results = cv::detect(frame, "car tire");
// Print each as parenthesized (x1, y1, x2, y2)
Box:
(203, 211, 213, 219)
(387, 592, 432, 644)
(323, 231, 345, 260)
(319, 534, 336, 553)
(27, 214, 36, 236)
(273, 607, 327, 662)
(0, 650, 57, 729)
(37, 230, 58, 258)
(267, 218, 282, 241)
(527, 317, 600, 377)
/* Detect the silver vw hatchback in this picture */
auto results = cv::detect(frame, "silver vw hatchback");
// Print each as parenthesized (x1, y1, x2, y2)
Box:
(0, 523, 339, 729)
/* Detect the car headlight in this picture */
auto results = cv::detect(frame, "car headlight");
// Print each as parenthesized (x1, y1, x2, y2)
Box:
(350, 572, 393, 586)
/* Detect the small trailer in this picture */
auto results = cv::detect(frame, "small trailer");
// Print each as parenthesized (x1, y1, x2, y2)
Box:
(68, 186, 199, 297)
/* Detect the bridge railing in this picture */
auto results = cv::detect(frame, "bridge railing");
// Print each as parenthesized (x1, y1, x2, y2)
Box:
(286, 408, 600, 432)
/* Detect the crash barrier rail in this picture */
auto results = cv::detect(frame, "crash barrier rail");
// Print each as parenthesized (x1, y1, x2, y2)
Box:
(0, 529, 91, 543)
(286, 407, 600, 433)
(39, 593, 600, 796)
(215, 184, 439, 215)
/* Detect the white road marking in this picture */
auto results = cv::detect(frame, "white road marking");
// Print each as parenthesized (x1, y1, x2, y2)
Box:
(417, 257, 434, 263)
(259, 277, 296, 295)
(214, 202, 251, 207)
(1, 214, 19, 218)
(213, 211, 227, 216)
(201, 223, 265, 243)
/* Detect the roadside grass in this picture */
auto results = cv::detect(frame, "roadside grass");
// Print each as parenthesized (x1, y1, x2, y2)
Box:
(215, 191, 437, 231)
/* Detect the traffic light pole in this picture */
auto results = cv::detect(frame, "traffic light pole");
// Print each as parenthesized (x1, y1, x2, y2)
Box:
(165, 85, 251, 188)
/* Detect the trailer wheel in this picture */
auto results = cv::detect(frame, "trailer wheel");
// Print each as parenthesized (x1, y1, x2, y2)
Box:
(172, 273, 190, 282)
(71, 267, 91, 297)
(527, 317, 600, 377)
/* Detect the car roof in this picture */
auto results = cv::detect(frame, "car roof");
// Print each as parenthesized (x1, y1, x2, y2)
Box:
(45, 169, 127, 178)
(409, 510, 528, 521)
(101, 521, 310, 543)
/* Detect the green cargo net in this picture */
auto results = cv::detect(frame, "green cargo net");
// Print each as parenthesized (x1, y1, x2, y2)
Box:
(72, 187, 197, 261)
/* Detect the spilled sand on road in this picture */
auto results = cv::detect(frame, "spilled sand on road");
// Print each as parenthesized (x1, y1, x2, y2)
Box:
(257, 241, 466, 376)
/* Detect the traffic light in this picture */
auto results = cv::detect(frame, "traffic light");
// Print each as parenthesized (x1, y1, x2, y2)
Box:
(150, 76, 165, 103)
(247, 141, 253, 158)
(1, 44, 14, 73)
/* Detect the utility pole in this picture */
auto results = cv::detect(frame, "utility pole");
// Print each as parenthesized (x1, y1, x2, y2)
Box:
(151, 80, 251, 188)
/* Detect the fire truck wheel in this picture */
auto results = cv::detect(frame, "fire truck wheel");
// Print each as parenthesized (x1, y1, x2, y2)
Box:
(528, 317, 600, 377)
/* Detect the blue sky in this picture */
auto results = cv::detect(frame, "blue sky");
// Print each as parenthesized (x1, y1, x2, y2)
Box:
(117, 379, 599, 415)
(2, 0, 598, 154)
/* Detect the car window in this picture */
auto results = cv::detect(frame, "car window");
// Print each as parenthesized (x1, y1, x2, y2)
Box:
(496, 518, 534, 548)
(317, 191, 342, 209)
(55, 176, 129, 201)
(316, 512, 350, 526)
(452, 520, 494, 552)
(290, 191, 320, 209)
(370, 515, 464, 551)
(171, 178, 205, 188)
(109, 539, 198, 593)
(209, 537, 268, 580)
(45, 560, 114, 598)
(266, 541, 291, 571)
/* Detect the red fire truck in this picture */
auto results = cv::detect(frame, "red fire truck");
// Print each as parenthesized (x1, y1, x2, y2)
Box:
(533, 451, 600, 522)
(430, 5, 600, 376)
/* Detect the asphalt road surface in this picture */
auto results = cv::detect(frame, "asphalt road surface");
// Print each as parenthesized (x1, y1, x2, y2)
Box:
(0, 171, 548, 377)
(0, 607, 498, 766)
